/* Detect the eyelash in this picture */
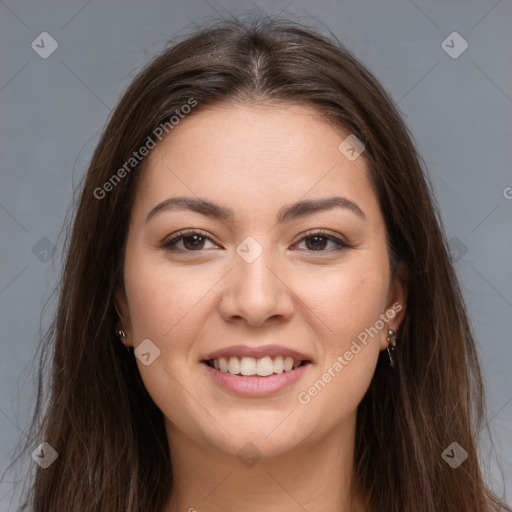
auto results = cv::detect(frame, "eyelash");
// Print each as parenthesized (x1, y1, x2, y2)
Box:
(161, 229, 353, 254)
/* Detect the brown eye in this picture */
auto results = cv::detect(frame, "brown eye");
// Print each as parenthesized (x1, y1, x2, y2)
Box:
(294, 231, 352, 252)
(162, 231, 217, 252)
(181, 234, 207, 250)
(304, 235, 330, 251)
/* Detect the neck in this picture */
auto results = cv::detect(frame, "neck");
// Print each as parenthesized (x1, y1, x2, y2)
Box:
(164, 413, 363, 512)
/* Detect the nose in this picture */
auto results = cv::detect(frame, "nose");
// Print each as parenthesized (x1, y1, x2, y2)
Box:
(218, 244, 295, 327)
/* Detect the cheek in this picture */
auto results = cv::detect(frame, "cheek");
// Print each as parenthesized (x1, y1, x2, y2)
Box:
(291, 259, 388, 420)
(123, 255, 213, 422)
(123, 250, 212, 341)
(295, 258, 390, 344)
(295, 346, 378, 441)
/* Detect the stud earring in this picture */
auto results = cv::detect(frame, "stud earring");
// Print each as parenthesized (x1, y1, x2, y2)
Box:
(116, 329, 132, 352)
(386, 329, 398, 369)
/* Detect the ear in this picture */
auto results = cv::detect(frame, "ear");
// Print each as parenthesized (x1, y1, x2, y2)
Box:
(114, 285, 133, 346)
(380, 262, 408, 350)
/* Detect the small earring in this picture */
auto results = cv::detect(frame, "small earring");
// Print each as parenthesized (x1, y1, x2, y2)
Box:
(386, 329, 398, 369)
(116, 329, 131, 351)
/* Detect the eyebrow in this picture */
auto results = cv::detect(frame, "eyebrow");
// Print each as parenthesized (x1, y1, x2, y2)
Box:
(145, 195, 367, 224)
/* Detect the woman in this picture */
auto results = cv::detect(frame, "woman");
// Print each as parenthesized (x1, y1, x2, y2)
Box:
(10, 16, 510, 512)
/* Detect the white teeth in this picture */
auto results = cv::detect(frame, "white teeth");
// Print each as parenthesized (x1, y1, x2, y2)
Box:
(283, 356, 294, 371)
(228, 357, 240, 374)
(219, 357, 228, 372)
(273, 355, 284, 374)
(256, 356, 274, 376)
(240, 356, 256, 375)
(209, 355, 305, 376)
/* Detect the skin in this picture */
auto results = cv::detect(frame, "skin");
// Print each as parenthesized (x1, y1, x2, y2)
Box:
(116, 102, 407, 512)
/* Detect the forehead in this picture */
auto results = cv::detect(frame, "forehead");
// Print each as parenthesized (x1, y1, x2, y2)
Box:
(133, 102, 380, 226)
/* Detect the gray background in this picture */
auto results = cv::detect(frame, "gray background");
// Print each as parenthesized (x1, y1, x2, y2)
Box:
(1, 0, 511, 510)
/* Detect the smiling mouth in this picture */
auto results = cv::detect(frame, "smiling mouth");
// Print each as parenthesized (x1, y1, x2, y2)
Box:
(203, 355, 311, 377)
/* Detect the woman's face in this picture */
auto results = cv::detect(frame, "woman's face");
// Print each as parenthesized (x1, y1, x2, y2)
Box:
(117, 102, 406, 458)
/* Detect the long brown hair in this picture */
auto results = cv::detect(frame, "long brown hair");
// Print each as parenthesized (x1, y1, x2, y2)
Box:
(6, 15, 510, 512)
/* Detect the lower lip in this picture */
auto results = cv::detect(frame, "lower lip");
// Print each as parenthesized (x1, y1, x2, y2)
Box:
(202, 362, 311, 397)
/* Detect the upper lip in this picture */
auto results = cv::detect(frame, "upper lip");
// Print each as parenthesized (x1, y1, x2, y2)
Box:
(203, 344, 312, 362)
